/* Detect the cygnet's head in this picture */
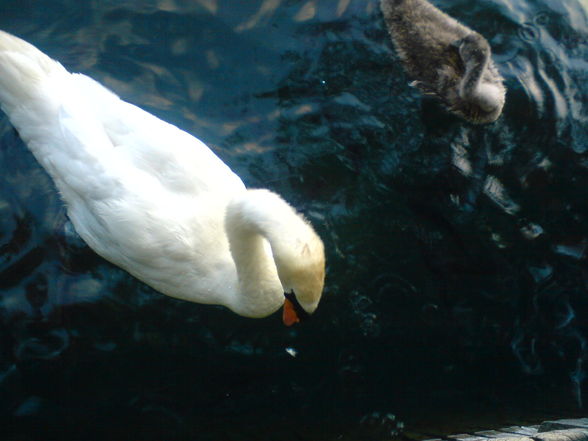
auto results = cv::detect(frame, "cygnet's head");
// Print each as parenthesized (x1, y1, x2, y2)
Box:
(455, 80, 505, 124)
(473, 82, 505, 113)
(279, 235, 325, 326)
(454, 34, 506, 123)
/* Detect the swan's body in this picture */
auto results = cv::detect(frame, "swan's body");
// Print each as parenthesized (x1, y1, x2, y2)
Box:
(0, 30, 325, 323)
(380, 0, 506, 124)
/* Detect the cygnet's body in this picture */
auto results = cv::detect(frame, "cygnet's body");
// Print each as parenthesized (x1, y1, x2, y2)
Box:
(0, 30, 325, 324)
(380, 0, 506, 124)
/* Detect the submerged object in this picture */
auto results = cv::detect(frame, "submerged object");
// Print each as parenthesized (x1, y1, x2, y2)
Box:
(380, 0, 506, 124)
(0, 30, 325, 324)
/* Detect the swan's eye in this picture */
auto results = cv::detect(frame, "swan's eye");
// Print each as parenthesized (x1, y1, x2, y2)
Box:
(283, 290, 310, 326)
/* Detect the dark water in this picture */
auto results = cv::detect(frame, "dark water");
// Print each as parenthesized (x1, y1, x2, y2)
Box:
(0, 0, 587, 439)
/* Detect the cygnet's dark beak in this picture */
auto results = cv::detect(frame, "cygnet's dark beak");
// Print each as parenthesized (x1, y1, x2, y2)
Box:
(283, 290, 310, 326)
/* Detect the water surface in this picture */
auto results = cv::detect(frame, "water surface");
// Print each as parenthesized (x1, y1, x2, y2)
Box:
(0, 0, 587, 439)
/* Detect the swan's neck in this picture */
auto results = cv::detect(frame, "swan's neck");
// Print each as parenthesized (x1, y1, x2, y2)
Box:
(224, 189, 316, 318)
(460, 49, 489, 101)
(458, 36, 503, 113)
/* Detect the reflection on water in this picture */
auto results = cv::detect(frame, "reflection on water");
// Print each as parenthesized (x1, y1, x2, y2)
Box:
(1, 0, 588, 439)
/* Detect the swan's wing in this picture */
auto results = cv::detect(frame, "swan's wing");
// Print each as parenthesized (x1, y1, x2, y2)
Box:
(71, 73, 245, 198)
(53, 83, 236, 305)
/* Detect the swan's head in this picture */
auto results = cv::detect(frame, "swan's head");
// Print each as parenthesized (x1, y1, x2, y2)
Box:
(278, 234, 325, 326)
(224, 189, 325, 323)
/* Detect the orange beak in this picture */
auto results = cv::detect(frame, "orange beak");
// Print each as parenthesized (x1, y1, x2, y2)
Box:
(282, 298, 300, 326)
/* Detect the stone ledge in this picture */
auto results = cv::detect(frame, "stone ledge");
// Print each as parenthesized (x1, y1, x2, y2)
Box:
(539, 421, 588, 432)
(532, 429, 588, 441)
(423, 419, 588, 441)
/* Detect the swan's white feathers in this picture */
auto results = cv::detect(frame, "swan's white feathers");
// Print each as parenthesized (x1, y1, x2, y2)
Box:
(225, 189, 325, 316)
(69, 74, 245, 198)
(0, 30, 326, 320)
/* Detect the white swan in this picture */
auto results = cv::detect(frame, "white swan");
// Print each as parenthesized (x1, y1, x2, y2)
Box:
(380, 0, 506, 124)
(0, 30, 325, 325)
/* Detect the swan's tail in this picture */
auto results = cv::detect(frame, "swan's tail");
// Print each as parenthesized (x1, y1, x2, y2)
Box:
(0, 31, 118, 200)
(0, 30, 67, 113)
